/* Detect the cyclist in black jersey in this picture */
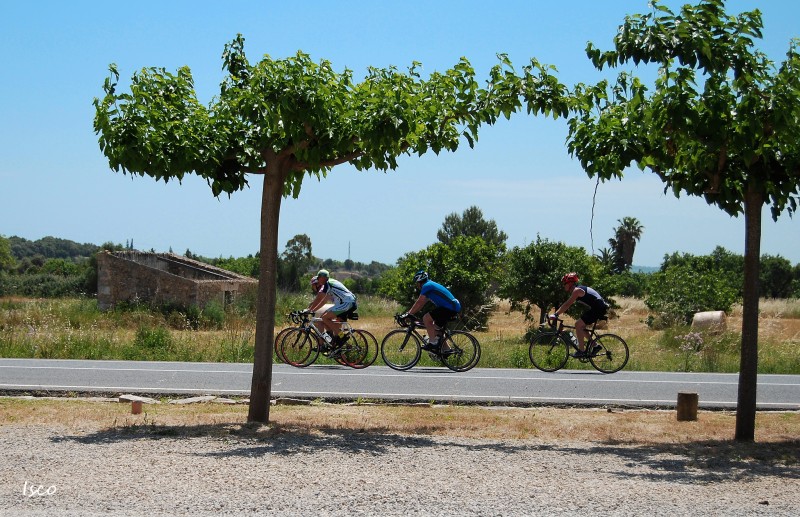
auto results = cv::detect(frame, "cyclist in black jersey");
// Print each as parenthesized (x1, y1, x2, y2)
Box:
(549, 272, 609, 358)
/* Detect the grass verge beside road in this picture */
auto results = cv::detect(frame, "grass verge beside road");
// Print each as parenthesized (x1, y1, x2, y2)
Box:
(2, 397, 799, 449)
(2, 295, 800, 373)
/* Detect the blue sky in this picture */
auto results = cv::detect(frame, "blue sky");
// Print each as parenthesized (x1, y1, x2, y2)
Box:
(1, 0, 799, 267)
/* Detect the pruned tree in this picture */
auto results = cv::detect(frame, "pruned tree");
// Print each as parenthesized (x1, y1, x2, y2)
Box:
(566, 0, 800, 441)
(94, 35, 568, 423)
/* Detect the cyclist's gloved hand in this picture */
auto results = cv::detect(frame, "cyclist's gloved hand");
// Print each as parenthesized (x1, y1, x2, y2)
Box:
(301, 308, 310, 314)
(548, 313, 557, 321)
(399, 312, 410, 320)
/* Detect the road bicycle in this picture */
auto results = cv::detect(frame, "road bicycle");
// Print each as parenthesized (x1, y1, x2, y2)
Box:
(529, 315, 629, 373)
(380, 314, 480, 372)
(278, 309, 378, 369)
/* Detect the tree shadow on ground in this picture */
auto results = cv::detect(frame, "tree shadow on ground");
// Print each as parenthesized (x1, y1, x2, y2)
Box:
(52, 422, 799, 484)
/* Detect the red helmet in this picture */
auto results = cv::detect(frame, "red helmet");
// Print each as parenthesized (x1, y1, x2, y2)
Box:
(561, 272, 579, 285)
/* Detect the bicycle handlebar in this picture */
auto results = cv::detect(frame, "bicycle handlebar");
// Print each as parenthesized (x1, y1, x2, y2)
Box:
(395, 313, 423, 328)
(287, 310, 316, 325)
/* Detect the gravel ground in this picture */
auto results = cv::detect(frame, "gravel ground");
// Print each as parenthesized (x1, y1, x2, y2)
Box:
(1, 423, 798, 516)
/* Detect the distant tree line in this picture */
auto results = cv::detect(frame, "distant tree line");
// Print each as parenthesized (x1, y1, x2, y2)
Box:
(3, 213, 799, 331)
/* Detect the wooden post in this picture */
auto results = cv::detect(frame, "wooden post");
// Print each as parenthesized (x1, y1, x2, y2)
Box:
(131, 400, 143, 415)
(676, 392, 698, 421)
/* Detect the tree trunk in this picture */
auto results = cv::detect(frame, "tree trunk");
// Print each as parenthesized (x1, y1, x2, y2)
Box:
(247, 162, 287, 423)
(735, 185, 762, 442)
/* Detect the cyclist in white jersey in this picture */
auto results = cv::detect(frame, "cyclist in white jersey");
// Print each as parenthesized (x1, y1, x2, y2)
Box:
(306, 269, 357, 339)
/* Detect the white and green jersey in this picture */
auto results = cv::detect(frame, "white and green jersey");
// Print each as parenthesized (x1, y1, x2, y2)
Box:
(319, 278, 356, 306)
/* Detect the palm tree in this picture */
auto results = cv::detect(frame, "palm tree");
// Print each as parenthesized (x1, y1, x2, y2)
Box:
(609, 217, 644, 272)
(595, 247, 617, 271)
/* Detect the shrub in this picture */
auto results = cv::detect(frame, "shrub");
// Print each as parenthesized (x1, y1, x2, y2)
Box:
(379, 236, 505, 330)
(200, 301, 225, 330)
(645, 265, 739, 328)
(1, 273, 86, 298)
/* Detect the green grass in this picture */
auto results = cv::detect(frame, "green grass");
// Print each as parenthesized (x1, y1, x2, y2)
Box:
(2, 295, 799, 374)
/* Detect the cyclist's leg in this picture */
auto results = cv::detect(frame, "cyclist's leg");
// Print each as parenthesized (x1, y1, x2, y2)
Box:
(430, 308, 457, 351)
(313, 303, 333, 335)
(578, 308, 605, 352)
(321, 302, 349, 335)
(421, 312, 439, 343)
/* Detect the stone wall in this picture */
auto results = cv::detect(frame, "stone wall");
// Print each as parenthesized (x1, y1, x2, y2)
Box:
(96, 251, 258, 311)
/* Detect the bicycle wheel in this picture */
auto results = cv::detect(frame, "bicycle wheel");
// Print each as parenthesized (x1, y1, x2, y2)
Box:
(380, 329, 422, 371)
(440, 330, 480, 372)
(353, 329, 379, 368)
(529, 330, 569, 372)
(280, 328, 319, 367)
(273, 327, 293, 364)
(589, 333, 629, 374)
(335, 331, 370, 368)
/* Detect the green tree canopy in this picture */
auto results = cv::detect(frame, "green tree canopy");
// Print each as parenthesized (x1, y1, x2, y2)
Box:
(379, 236, 505, 330)
(498, 236, 602, 325)
(94, 35, 568, 422)
(566, 0, 800, 441)
(437, 205, 508, 248)
(0, 236, 16, 273)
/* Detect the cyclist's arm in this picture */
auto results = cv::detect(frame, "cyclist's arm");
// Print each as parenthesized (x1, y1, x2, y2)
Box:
(407, 294, 429, 315)
(307, 291, 329, 312)
(554, 287, 584, 317)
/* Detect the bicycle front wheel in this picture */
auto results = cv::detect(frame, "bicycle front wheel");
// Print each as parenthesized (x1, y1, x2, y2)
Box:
(273, 326, 293, 364)
(589, 333, 629, 374)
(529, 330, 569, 372)
(441, 331, 480, 372)
(280, 328, 319, 367)
(380, 329, 421, 371)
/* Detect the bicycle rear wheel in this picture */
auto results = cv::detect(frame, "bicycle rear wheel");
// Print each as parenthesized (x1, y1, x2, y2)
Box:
(280, 328, 319, 367)
(335, 331, 370, 368)
(380, 329, 421, 371)
(529, 330, 569, 372)
(441, 331, 480, 372)
(589, 333, 629, 373)
(353, 329, 379, 368)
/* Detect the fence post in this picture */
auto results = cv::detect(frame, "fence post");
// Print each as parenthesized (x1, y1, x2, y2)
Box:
(676, 392, 698, 421)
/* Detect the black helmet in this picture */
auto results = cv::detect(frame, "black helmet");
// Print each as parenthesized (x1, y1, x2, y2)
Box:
(413, 270, 429, 283)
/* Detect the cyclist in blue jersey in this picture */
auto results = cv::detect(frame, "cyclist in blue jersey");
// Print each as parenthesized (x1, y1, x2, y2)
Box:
(400, 270, 461, 355)
(306, 269, 357, 341)
(549, 272, 609, 358)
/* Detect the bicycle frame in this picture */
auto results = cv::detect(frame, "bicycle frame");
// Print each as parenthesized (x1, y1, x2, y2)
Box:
(529, 316, 629, 374)
(380, 314, 481, 372)
(279, 310, 367, 368)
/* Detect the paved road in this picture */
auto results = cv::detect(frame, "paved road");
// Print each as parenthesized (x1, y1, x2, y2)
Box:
(2, 358, 799, 409)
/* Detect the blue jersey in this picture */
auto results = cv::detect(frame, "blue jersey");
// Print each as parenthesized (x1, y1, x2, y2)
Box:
(421, 281, 461, 312)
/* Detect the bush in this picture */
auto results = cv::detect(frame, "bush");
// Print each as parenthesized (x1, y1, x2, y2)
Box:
(132, 325, 174, 360)
(200, 301, 225, 330)
(601, 271, 651, 298)
(3, 273, 86, 298)
(645, 265, 739, 328)
(378, 236, 505, 330)
(498, 236, 605, 325)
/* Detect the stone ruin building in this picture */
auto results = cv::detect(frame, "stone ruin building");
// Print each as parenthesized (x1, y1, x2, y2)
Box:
(96, 251, 258, 311)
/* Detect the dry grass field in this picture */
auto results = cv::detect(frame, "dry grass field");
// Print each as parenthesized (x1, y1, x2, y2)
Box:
(1, 397, 799, 447)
